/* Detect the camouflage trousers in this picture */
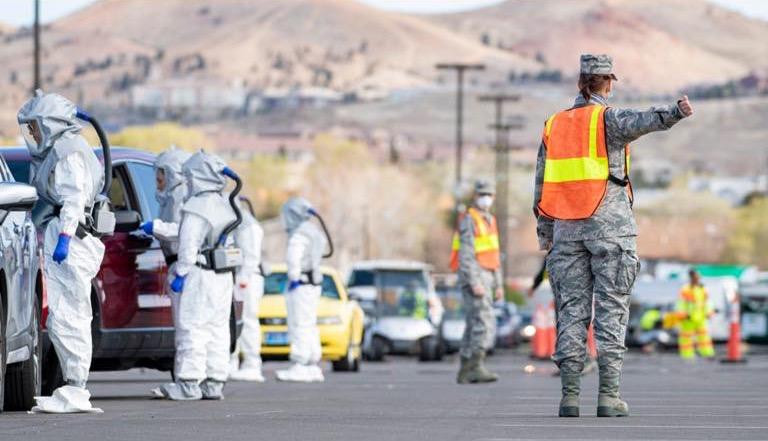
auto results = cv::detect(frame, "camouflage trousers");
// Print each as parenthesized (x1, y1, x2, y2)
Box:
(547, 236, 640, 377)
(460, 271, 496, 359)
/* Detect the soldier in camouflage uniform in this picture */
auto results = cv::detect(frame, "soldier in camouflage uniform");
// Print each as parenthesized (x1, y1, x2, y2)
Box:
(533, 54, 693, 417)
(455, 180, 505, 384)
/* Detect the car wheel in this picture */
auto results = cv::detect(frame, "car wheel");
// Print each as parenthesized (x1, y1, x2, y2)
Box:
(332, 333, 361, 372)
(40, 343, 64, 396)
(0, 300, 7, 412)
(368, 336, 386, 362)
(418, 336, 442, 362)
(4, 296, 42, 410)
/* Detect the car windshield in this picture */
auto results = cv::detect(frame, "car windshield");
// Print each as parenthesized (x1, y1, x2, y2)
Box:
(348, 269, 374, 287)
(264, 272, 340, 300)
(7, 159, 54, 225)
(376, 270, 429, 318)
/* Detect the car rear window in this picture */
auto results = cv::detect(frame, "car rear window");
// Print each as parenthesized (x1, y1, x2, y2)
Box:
(264, 272, 340, 299)
(348, 269, 374, 287)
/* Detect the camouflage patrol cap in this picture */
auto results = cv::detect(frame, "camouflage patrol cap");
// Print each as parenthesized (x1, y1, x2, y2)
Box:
(580, 54, 618, 80)
(474, 179, 495, 195)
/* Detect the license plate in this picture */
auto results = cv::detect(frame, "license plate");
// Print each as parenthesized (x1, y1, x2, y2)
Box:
(265, 332, 289, 346)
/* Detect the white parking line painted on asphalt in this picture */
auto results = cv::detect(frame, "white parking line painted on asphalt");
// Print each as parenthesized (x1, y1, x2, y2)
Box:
(493, 424, 768, 429)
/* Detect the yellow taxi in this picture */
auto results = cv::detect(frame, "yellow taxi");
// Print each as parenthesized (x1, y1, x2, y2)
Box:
(259, 264, 364, 371)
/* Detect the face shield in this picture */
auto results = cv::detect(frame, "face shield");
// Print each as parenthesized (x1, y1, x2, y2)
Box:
(20, 120, 41, 152)
(281, 197, 313, 234)
(17, 90, 80, 159)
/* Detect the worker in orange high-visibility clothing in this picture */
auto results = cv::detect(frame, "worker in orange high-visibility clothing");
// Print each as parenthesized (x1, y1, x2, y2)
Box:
(532, 54, 693, 418)
(450, 180, 504, 384)
(676, 269, 715, 360)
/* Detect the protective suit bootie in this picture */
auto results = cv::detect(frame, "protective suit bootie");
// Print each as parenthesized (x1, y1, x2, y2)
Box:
(456, 356, 474, 384)
(465, 353, 498, 383)
(152, 380, 202, 401)
(597, 374, 629, 417)
(558, 373, 580, 417)
(276, 363, 313, 383)
(307, 365, 325, 383)
(230, 367, 265, 383)
(200, 379, 225, 400)
(31, 385, 103, 414)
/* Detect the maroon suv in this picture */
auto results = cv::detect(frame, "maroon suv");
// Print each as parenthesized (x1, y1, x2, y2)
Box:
(3, 147, 243, 393)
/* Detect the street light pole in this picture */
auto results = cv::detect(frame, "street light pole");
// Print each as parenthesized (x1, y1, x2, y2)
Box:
(33, 0, 41, 92)
(479, 94, 522, 278)
(435, 63, 485, 192)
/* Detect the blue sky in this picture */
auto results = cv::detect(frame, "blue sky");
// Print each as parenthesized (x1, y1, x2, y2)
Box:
(1, 0, 767, 26)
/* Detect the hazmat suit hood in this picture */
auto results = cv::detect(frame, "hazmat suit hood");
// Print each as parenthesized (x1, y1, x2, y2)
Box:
(156, 146, 191, 203)
(182, 150, 227, 198)
(17, 89, 82, 159)
(281, 197, 313, 235)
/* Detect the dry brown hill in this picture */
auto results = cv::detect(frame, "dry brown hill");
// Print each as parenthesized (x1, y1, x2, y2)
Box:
(431, 0, 768, 91)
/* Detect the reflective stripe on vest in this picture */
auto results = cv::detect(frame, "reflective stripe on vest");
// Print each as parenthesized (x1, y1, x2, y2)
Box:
(537, 105, 630, 220)
(449, 208, 501, 272)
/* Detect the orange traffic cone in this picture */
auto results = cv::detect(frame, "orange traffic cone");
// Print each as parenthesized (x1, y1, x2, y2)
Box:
(530, 304, 550, 360)
(546, 301, 556, 356)
(721, 295, 747, 364)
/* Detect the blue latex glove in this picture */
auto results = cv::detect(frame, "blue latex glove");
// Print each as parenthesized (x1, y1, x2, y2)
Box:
(170, 274, 186, 293)
(52, 233, 71, 264)
(140, 221, 154, 235)
(288, 280, 301, 292)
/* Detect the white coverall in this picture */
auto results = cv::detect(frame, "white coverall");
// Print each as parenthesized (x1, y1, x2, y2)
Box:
(229, 209, 265, 381)
(18, 91, 106, 413)
(276, 197, 328, 383)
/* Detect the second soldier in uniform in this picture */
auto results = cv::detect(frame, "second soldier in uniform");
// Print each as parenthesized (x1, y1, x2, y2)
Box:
(533, 54, 693, 417)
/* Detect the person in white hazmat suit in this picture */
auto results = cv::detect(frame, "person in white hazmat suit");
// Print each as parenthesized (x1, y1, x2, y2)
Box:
(153, 150, 244, 400)
(276, 197, 331, 383)
(139, 146, 191, 264)
(229, 203, 266, 382)
(18, 90, 106, 413)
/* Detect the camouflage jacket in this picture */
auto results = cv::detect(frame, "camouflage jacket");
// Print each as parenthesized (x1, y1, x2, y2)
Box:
(533, 94, 687, 247)
(458, 206, 503, 290)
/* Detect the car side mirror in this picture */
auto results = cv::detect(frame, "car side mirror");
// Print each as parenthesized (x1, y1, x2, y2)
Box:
(115, 210, 141, 233)
(0, 183, 38, 212)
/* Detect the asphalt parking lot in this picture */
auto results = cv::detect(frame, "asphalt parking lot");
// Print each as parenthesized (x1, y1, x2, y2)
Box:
(1, 348, 766, 441)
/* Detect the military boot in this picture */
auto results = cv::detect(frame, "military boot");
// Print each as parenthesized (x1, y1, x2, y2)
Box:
(597, 374, 629, 417)
(465, 352, 498, 383)
(558, 373, 580, 417)
(456, 356, 474, 384)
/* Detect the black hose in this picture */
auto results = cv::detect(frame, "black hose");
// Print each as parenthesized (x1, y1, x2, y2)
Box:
(76, 109, 112, 195)
(219, 169, 243, 245)
(310, 210, 334, 258)
(239, 196, 256, 217)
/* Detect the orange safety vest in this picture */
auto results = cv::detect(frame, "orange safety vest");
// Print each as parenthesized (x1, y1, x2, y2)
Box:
(537, 104, 631, 220)
(449, 207, 501, 272)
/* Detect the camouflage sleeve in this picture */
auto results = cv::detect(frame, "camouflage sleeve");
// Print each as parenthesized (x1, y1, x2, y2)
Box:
(532, 140, 553, 250)
(606, 102, 686, 145)
(458, 214, 482, 288)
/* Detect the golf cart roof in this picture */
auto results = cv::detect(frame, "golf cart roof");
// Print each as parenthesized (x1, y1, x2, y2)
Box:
(350, 260, 433, 271)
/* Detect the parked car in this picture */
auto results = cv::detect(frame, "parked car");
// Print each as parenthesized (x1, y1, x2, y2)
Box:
(258, 264, 364, 372)
(740, 283, 768, 344)
(0, 155, 43, 412)
(494, 301, 523, 348)
(4, 146, 244, 392)
(349, 260, 444, 362)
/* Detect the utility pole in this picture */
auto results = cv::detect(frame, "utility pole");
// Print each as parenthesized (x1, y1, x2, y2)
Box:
(479, 94, 522, 278)
(33, 0, 41, 92)
(435, 63, 485, 195)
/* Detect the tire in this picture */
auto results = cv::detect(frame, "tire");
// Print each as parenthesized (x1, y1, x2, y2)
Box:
(418, 336, 442, 362)
(40, 342, 64, 396)
(0, 300, 7, 412)
(4, 297, 42, 411)
(229, 302, 238, 353)
(368, 336, 386, 362)
(332, 332, 361, 372)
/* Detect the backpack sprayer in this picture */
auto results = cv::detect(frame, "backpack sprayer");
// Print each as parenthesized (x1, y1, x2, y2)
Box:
(75, 109, 115, 237)
(199, 167, 244, 273)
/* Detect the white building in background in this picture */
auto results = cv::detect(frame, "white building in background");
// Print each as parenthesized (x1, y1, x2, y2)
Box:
(688, 175, 767, 206)
(131, 78, 246, 116)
